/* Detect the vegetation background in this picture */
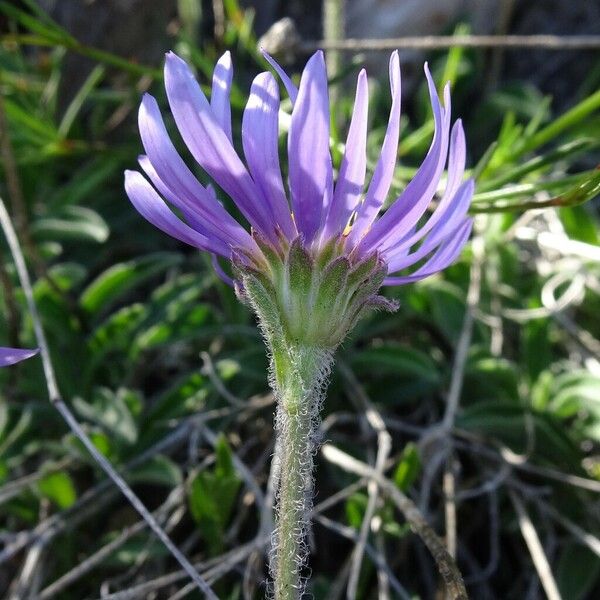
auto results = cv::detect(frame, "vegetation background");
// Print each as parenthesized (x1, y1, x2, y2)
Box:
(1, 0, 600, 598)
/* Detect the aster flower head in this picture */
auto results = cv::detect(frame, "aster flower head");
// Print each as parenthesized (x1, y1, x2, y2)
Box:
(0, 347, 39, 367)
(125, 50, 473, 348)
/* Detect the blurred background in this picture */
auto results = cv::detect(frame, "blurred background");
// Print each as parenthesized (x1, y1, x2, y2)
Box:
(1, 1, 600, 599)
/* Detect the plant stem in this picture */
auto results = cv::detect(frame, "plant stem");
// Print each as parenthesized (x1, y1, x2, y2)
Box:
(269, 342, 333, 600)
(323, 0, 345, 117)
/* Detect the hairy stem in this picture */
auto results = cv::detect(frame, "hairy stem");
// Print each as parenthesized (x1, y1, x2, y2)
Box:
(269, 342, 333, 600)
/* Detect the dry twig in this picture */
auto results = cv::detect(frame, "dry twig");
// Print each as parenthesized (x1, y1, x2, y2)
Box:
(300, 34, 600, 52)
(509, 490, 562, 600)
(338, 360, 393, 600)
(0, 195, 217, 600)
(322, 443, 468, 600)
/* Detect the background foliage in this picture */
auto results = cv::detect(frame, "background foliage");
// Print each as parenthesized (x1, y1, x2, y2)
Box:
(1, 1, 600, 598)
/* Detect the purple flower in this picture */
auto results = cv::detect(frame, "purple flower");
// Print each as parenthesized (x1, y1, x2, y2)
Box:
(125, 51, 474, 594)
(0, 347, 39, 368)
(125, 51, 473, 285)
(125, 51, 473, 346)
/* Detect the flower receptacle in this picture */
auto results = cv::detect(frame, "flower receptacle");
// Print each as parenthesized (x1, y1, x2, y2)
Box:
(234, 234, 398, 350)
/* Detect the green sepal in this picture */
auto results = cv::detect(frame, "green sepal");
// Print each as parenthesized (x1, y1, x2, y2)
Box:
(347, 253, 381, 289)
(287, 237, 314, 299)
(315, 236, 343, 271)
(252, 230, 285, 279)
(236, 235, 398, 348)
(239, 268, 284, 341)
(314, 256, 349, 314)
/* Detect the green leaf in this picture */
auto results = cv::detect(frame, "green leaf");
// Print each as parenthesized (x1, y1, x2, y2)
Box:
(345, 492, 368, 529)
(73, 388, 139, 445)
(37, 471, 77, 509)
(464, 353, 520, 402)
(89, 431, 112, 458)
(188, 435, 241, 554)
(86, 304, 147, 370)
(472, 169, 600, 213)
(80, 252, 182, 317)
(0, 0, 75, 44)
(478, 138, 596, 193)
(557, 544, 600, 600)
(129, 455, 182, 487)
(0, 408, 33, 456)
(530, 371, 554, 411)
(0, 461, 8, 484)
(550, 372, 600, 420)
(458, 400, 581, 470)
(31, 206, 109, 244)
(0, 402, 8, 440)
(147, 372, 209, 423)
(349, 343, 441, 402)
(58, 65, 105, 138)
(350, 345, 439, 382)
(393, 443, 421, 492)
(47, 157, 121, 208)
(132, 304, 210, 355)
(559, 205, 600, 245)
(426, 280, 467, 344)
(3, 97, 58, 142)
(523, 317, 553, 382)
(519, 87, 600, 155)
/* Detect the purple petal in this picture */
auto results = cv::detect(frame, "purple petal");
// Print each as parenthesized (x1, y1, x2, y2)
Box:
(419, 179, 473, 249)
(322, 69, 369, 241)
(321, 157, 334, 228)
(211, 51, 233, 142)
(138, 94, 252, 250)
(138, 155, 219, 241)
(287, 50, 332, 241)
(124, 170, 228, 255)
(383, 224, 417, 263)
(0, 347, 39, 367)
(261, 50, 298, 104)
(346, 52, 401, 247)
(163, 52, 274, 239)
(138, 153, 251, 256)
(381, 119, 467, 259)
(384, 218, 473, 286)
(211, 254, 234, 286)
(386, 179, 474, 273)
(242, 72, 296, 239)
(206, 184, 218, 200)
(357, 64, 451, 256)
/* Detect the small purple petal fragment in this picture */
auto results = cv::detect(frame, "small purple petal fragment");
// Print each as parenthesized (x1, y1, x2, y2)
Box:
(358, 64, 450, 256)
(288, 50, 332, 242)
(322, 69, 369, 241)
(137, 94, 252, 250)
(0, 347, 39, 368)
(211, 51, 233, 142)
(124, 170, 228, 255)
(211, 254, 234, 287)
(386, 179, 474, 273)
(163, 52, 274, 239)
(321, 156, 334, 227)
(382, 119, 467, 260)
(243, 72, 296, 239)
(346, 51, 401, 247)
(138, 155, 216, 240)
(384, 218, 473, 286)
(261, 49, 299, 104)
